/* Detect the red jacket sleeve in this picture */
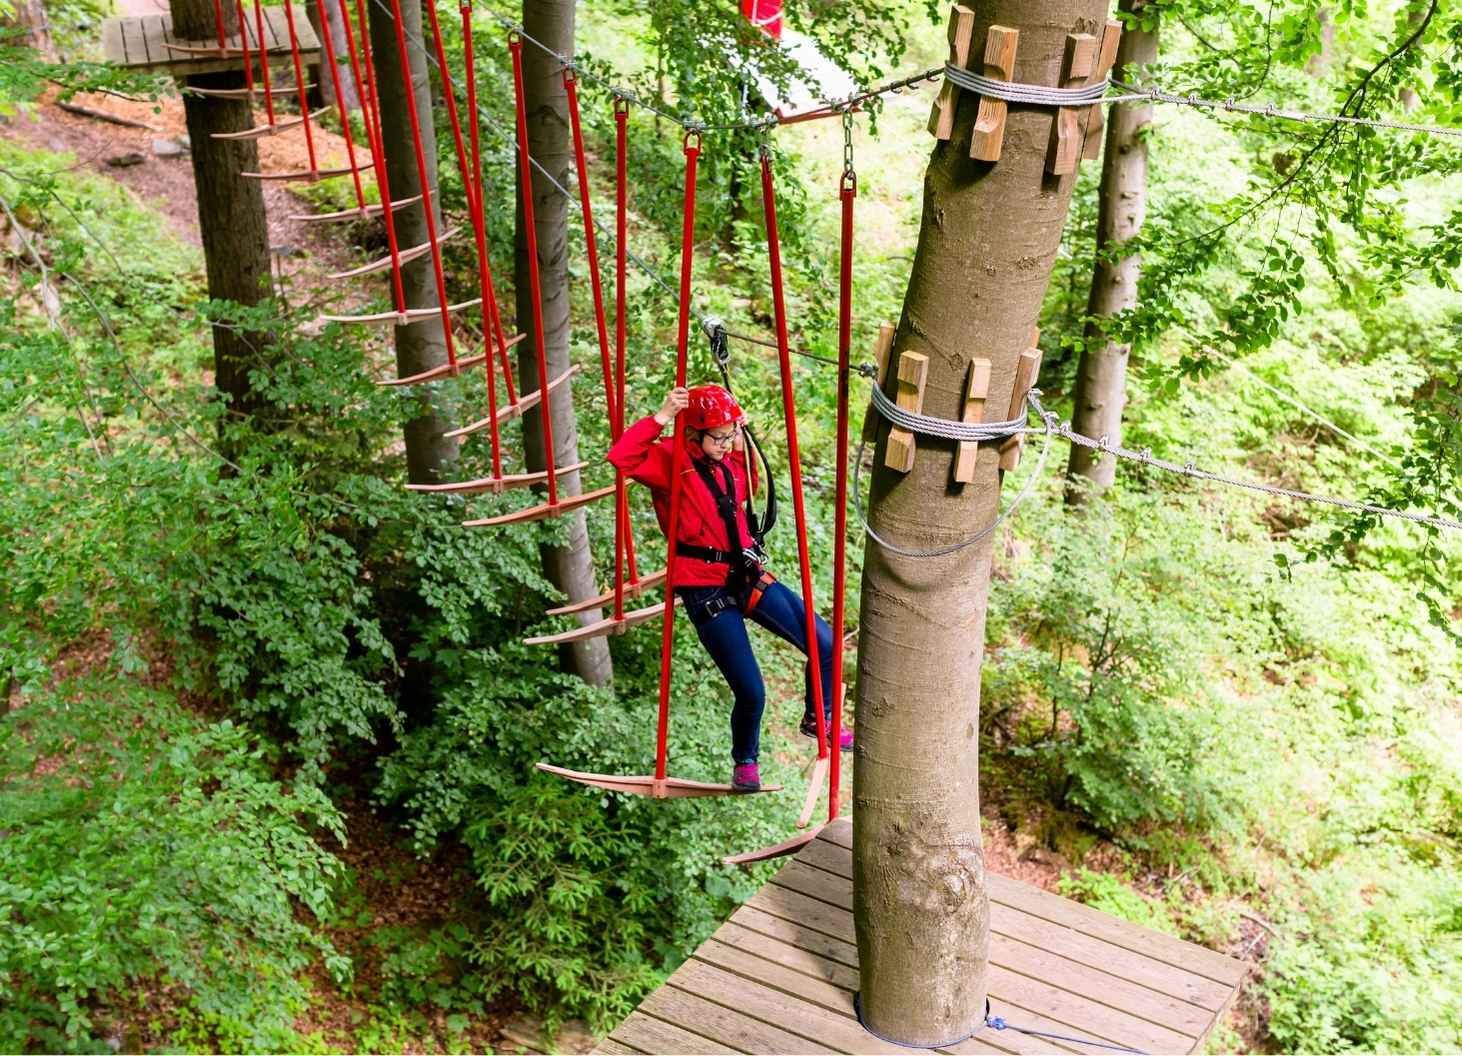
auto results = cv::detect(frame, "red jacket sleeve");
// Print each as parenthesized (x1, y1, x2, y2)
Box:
(607, 414, 673, 491)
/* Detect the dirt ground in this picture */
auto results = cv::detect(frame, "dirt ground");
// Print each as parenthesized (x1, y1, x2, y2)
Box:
(1, 83, 361, 281)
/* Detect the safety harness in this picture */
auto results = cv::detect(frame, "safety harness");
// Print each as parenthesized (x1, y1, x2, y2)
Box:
(676, 455, 774, 616)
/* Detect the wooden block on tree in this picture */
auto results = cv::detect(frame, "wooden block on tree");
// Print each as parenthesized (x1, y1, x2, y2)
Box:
(883, 350, 928, 474)
(1083, 21, 1124, 160)
(999, 328, 1042, 472)
(927, 4, 976, 141)
(1046, 33, 1097, 176)
(969, 26, 1019, 162)
(952, 357, 992, 483)
(859, 322, 897, 443)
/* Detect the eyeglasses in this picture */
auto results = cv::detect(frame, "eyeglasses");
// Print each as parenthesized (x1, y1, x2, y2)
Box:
(704, 430, 736, 447)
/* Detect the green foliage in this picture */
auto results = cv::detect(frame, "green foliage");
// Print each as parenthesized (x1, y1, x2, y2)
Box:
(0, 680, 345, 1053)
(985, 490, 1260, 834)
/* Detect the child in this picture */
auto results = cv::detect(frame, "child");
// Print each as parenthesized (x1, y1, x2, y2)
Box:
(608, 384, 852, 792)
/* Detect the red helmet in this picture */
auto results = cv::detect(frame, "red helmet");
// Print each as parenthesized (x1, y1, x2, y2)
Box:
(686, 384, 741, 432)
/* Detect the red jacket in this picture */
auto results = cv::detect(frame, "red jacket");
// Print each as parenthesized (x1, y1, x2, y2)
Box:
(607, 415, 756, 588)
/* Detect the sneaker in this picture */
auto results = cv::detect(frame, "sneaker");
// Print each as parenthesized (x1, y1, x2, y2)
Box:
(800, 717, 854, 752)
(731, 762, 761, 792)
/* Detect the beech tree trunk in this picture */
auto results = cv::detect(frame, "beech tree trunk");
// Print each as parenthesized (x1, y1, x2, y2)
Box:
(368, 0, 460, 484)
(172, 0, 273, 446)
(3, 0, 53, 59)
(852, 0, 1106, 1044)
(514, 0, 612, 687)
(1065, 0, 1156, 502)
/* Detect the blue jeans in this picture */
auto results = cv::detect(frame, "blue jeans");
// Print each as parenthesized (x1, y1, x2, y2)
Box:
(678, 579, 836, 765)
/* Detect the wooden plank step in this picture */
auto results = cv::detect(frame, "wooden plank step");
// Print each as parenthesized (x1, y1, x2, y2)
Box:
(610, 1011, 734, 1055)
(641, 984, 834, 1054)
(816, 821, 1245, 987)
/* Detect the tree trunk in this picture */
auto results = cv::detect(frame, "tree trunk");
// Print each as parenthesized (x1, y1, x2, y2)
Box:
(320, 0, 360, 109)
(3, 0, 53, 59)
(513, 0, 612, 687)
(304, 0, 330, 109)
(368, 0, 460, 484)
(1306, 8, 1334, 77)
(1065, 0, 1156, 503)
(852, 0, 1106, 1045)
(172, 0, 273, 447)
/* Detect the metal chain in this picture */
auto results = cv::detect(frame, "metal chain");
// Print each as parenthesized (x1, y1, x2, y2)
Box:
(842, 107, 855, 178)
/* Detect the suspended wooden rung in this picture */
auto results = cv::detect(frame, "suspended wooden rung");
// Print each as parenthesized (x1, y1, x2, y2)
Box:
(545, 568, 667, 616)
(404, 461, 588, 497)
(211, 106, 331, 141)
(326, 224, 459, 280)
(376, 333, 524, 387)
(723, 822, 827, 866)
(796, 753, 830, 829)
(323, 297, 481, 328)
(289, 192, 423, 224)
(523, 597, 673, 647)
(463, 484, 614, 529)
(240, 159, 374, 183)
(186, 81, 315, 100)
(536, 762, 783, 799)
(444, 365, 579, 438)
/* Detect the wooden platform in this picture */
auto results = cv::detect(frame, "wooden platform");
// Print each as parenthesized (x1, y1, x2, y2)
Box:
(101, 9, 320, 76)
(596, 819, 1247, 1055)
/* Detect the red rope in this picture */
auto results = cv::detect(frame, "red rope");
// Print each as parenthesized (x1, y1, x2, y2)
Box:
(314, 0, 366, 208)
(346, 0, 406, 314)
(564, 71, 617, 442)
(211, 0, 227, 50)
(611, 97, 629, 619)
(565, 70, 633, 617)
(654, 130, 700, 785)
(829, 168, 855, 821)
(460, 0, 507, 479)
(612, 98, 642, 590)
(383, 0, 458, 368)
(279, 0, 319, 172)
(508, 33, 557, 504)
(421, 0, 472, 210)
(253, 0, 276, 124)
(233, 0, 254, 96)
(760, 147, 827, 759)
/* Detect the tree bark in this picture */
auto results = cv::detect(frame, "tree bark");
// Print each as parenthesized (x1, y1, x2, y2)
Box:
(1065, 0, 1156, 503)
(852, 0, 1106, 1044)
(368, 0, 460, 484)
(514, 0, 612, 687)
(172, 0, 273, 446)
(3, 0, 53, 59)
(1306, 8, 1334, 77)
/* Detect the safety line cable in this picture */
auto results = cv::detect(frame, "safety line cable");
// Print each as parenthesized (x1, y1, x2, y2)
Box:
(1223, 356, 1403, 470)
(469, 2, 1460, 141)
(1030, 392, 1462, 532)
(1109, 78, 1462, 139)
(855, 380, 1459, 556)
(943, 65, 1110, 105)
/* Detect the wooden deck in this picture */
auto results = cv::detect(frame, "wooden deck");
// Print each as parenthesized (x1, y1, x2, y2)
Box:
(596, 819, 1246, 1055)
(101, 9, 320, 76)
